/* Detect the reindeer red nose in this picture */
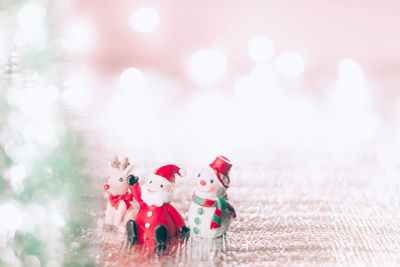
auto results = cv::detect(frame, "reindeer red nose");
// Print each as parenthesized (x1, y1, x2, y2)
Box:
(104, 184, 110, 190)
(199, 180, 206, 186)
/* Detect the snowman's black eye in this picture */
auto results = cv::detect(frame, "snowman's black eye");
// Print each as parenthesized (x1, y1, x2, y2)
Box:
(160, 184, 163, 188)
(119, 178, 123, 182)
(197, 173, 201, 178)
(210, 179, 214, 183)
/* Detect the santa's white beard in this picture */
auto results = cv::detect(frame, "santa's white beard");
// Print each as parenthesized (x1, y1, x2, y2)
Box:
(141, 185, 173, 207)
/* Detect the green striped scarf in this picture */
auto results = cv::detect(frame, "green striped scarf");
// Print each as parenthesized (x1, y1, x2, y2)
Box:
(192, 194, 227, 229)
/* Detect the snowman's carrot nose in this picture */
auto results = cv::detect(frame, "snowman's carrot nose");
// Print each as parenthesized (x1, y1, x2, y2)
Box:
(199, 180, 206, 186)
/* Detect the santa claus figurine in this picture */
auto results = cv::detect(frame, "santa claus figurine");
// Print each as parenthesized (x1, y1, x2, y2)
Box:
(126, 164, 189, 251)
(188, 155, 236, 238)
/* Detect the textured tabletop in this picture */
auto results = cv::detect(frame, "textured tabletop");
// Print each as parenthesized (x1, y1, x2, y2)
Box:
(75, 159, 400, 266)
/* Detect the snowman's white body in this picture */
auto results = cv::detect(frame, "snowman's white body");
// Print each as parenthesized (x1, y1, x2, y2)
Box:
(188, 198, 232, 238)
(189, 167, 233, 238)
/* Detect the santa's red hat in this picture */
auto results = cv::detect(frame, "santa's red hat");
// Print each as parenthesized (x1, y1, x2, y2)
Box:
(209, 155, 232, 188)
(153, 164, 186, 184)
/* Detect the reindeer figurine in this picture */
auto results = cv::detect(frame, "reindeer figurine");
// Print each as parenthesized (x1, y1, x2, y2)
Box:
(103, 156, 138, 233)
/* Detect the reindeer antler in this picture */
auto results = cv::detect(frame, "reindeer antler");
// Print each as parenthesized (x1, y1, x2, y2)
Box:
(110, 155, 133, 173)
(110, 155, 119, 169)
(121, 157, 130, 171)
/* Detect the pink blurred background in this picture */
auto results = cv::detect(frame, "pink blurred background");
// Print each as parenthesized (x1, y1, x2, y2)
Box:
(62, 0, 400, 164)
(76, 0, 400, 75)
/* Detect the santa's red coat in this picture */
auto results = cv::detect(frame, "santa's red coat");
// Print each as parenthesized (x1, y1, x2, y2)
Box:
(129, 183, 185, 240)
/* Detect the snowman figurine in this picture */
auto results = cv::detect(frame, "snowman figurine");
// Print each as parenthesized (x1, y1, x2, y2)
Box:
(188, 155, 236, 238)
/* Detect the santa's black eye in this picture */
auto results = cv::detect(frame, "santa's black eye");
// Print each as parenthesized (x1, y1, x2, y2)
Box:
(119, 178, 123, 182)
(149, 180, 152, 184)
(210, 179, 214, 183)
(160, 185, 163, 188)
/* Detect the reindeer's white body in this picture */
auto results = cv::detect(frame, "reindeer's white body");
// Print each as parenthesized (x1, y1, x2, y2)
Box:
(102, 156, 137, 233)
(104, 194, 136, 233)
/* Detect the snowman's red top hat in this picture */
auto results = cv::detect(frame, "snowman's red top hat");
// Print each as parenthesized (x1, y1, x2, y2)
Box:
(209, 155, 232, 188)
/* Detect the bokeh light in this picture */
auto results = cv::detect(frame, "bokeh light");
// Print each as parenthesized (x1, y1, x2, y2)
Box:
(51, 213, 65, 227)
(6, 164, 27, 182)
(24, 255, 41, 267)
(17, 2, 46, 44)
(129, 7, 160, 33)
(248, 35, 275, 63)
(119, 67, 145, 90)
(0, 202, 23, 232)
(23, 123, 58, 146)
(62, 74, 91, 109)
(62, 22, 94, 52)
(17, 3, 46, 28)
(7, 84, 59, 120)
(331, 59, 369, 114)
(234, 63, 279, 101)
(337, 58, 364, 81)
(189, 49, 227, 84)
(0, 37, 7, 60)
(250, 63, 278, 89)
(274, 51, 305, 78)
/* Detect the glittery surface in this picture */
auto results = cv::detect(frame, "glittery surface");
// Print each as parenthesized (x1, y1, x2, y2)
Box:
(77, 159, 400, 266)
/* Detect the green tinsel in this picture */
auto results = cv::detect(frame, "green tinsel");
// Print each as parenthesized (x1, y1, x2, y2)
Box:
(0, 1, 96, 266)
